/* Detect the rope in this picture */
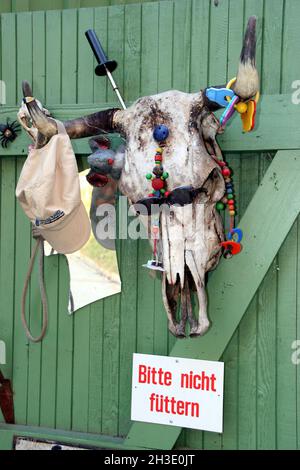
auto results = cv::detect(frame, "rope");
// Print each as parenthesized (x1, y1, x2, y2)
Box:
(21, 228, 48, 343)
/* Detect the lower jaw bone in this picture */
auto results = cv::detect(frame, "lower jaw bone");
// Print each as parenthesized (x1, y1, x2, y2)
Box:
(160, 200, 223, 338)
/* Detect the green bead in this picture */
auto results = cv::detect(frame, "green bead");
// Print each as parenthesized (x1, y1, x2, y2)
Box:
(162, 171, 169, 179)
(216, 202, 225, 211)
(146, 173, 152, 180)
(227, 194, 234, 200)
(160, 188, 166, 194)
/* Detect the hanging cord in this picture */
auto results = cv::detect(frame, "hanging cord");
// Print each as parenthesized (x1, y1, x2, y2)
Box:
(21, 227, 48, 343)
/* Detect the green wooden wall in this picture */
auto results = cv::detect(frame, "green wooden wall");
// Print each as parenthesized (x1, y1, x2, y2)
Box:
(0, 0, 164, 13)
(0, 0, 299, 450)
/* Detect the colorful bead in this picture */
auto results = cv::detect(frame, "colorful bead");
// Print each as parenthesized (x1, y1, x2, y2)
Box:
(107, 158, 114, 166)
(146, 173, 153, 180)
(216, 202, 225, 211)
(222, 167, 231, 177)
(165, 191, 170, 197)
(152, 178, 164, 190)
(162, 171, 169, 179)
(155, 155, 163, 162)
(235, 101, 248, 114)
(160, 188, 166, 194)
(153, 124, 169, 142)
(156, 147, 163, 154)
(227, 194, 234, 200)
(229, 210, 235, 216)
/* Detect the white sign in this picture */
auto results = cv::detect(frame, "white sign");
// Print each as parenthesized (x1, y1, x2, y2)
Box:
(0, 340, 6, 365)
(131, 353, 224, 433)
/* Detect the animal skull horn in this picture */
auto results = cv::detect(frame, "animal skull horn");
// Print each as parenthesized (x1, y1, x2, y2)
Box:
(20, 16, 258, 338)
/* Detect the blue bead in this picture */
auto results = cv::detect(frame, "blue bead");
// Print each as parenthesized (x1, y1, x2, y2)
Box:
(153, 125, 169, 142)
(154, 190, 161, 197)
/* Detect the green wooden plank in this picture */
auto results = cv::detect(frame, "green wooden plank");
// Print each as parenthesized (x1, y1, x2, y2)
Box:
(256, 261, 277, 449)
(1, 13, 17, 106)
(172, 0, 191, 92)
(0, 160, 16, 383)
(157, 1, 173, 94)
(203, 0, 228, 450)
(134, 1, 159, 356)
(94, 6, 108, 103)
(254, 0, 283, 450)
(297, 217, 300, 451)
(189, 0, 209, 92)
(0, 13, 17, 403)
(1, 93, 300, 156)
(153, 0, 173, 358)
(39, 254, 59, 428)
(87, 301, 104, 434)
(12, 159, 30, 425)
(276, 223, 298, 449)
(125, 149, 300, 449)
(221, 331, 238, 450)
(62, 8, 77, 104)
(208, 0, 228, 85)
(55, 256, 74, 430)
(45, 10, 62, 104)
(0, 423, 126, 450)
(0, 1, 12, 14)
(237, 297, 257, 449)
(140, 1, 158, 96)
(53, 8, 78, 433)
(107, 5, 124, 103)
(117, 2, 141, 437)
(123, 3, 141, 102)
(220, 155, 241, 450)
(276, 0, 300, 450)
(16, 10, 42, 427)
(32, 11, 46, 104)
(262, 0, 284, 95)
(38, 9, 62, 429)
(12, 0, 29, 12)
(64, 0, 81, 7)
(71, 6, 94, 433)
(101, 293, 120, 435)
(100, 3, 124, 438)
(31, 0, 63, 10)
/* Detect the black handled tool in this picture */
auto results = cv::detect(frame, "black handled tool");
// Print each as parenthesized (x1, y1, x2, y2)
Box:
(85, 29, 126, 110)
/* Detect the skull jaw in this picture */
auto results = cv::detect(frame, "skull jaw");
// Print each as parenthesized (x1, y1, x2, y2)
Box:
(161, 202, 224, 338)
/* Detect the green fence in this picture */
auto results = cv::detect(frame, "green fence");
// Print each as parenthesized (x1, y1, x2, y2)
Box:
(0, 0, 299, 450)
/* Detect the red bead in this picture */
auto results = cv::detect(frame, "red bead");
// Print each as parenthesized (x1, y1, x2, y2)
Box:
(155, 154, 163, 162)
(165, 191, 170, 197)
(107, 158, 114, 166)
(229, 205, 235, 211)
(148, 193, 154, 197)
(218, 160, 226, 167)
(152, 178, 165, 190)
(222, 167, 231, 177)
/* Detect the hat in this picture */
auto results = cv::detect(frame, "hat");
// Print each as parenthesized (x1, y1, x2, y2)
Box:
(16, 120, 91, 254)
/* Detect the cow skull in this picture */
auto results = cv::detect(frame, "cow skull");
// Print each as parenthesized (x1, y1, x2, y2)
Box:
(20, 17, 259, 337)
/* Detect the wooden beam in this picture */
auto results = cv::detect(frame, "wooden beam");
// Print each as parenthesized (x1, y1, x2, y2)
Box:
(0, 422, 130, 450)
(0, 94, 299, 156)
(125, 149, 300, 449)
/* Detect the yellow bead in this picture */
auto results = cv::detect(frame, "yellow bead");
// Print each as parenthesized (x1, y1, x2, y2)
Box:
(235, 102, 248, 114)
(156, 147, 163, 154)
(229, 210, 235, 216)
